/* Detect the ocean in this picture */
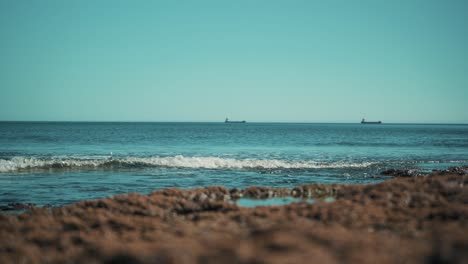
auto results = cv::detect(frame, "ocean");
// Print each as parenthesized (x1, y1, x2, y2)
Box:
(1, 122, 467, 207)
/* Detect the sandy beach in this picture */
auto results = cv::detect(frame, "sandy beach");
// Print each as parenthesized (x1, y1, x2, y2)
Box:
(0, 168, 467, 264)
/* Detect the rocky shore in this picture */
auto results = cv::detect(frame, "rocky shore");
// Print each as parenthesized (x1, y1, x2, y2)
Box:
(1, 168, 467, 264)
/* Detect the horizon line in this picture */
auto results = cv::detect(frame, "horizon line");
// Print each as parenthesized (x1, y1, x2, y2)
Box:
(1, 120, 467, 125)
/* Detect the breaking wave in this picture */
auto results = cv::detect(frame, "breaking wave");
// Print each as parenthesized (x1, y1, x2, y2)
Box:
(0, 155, 375, 173)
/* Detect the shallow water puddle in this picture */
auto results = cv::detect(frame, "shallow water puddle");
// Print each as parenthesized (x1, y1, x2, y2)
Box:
(234, 196, 335, 207)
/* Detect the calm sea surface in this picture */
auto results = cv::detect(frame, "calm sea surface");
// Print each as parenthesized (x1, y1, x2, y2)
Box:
(1, 122, 467, 207)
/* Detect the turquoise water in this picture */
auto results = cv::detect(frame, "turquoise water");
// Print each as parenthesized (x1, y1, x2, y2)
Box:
(0, 122, 467, 207)
(235, 197, 317, 207)
(233, 197, 335, 207)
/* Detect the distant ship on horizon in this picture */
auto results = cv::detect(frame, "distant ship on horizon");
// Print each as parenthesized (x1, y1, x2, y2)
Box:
(225, 118, 246, 123)
(361, 118, 382, 124)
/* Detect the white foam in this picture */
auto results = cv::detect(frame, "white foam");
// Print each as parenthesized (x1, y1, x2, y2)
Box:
(0, 156, 107, 172)
(130, 155, 374, 169)
(0, 155, 374, 172)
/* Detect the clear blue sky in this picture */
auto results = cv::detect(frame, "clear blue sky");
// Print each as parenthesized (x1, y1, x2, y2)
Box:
(1, 0, 467, 123)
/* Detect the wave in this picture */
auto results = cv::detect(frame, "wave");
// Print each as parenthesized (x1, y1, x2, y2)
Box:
(0, 155, 375, 173)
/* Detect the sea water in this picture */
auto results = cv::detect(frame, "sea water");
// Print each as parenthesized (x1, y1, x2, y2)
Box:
(0, 122, 467, 207)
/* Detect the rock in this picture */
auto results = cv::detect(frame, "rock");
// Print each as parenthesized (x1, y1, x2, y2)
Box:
(440, 166, 468, 175)
(381, 168, 421, 177)
(0, 202, 37, 211)
(0, 169, 467, 264)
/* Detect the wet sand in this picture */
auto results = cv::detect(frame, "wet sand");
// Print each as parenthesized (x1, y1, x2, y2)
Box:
(1, 168, 467, 264)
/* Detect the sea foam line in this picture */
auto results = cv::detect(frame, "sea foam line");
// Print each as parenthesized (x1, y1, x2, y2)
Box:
(0, 155, 374, 172)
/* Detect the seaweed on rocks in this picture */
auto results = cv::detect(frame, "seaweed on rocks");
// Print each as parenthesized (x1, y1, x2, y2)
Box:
(1, 169, 468, 264)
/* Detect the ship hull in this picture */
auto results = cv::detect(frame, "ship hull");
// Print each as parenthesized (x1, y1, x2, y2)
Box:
(225, 121, 246, 123)
(361, 121, 382, 124)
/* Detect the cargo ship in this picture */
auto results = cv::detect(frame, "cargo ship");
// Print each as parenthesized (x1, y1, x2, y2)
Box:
(225, 118, 246, 123)
(361, 118, 382, 124)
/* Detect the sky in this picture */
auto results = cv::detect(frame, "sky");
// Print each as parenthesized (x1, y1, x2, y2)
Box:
(0, 0, 467, 123)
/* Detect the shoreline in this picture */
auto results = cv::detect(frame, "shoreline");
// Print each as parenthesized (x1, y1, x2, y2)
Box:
(1, 168, 467, 263)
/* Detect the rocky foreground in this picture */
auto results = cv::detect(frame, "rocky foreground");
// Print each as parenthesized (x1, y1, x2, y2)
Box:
(1, 169, 467, 264)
